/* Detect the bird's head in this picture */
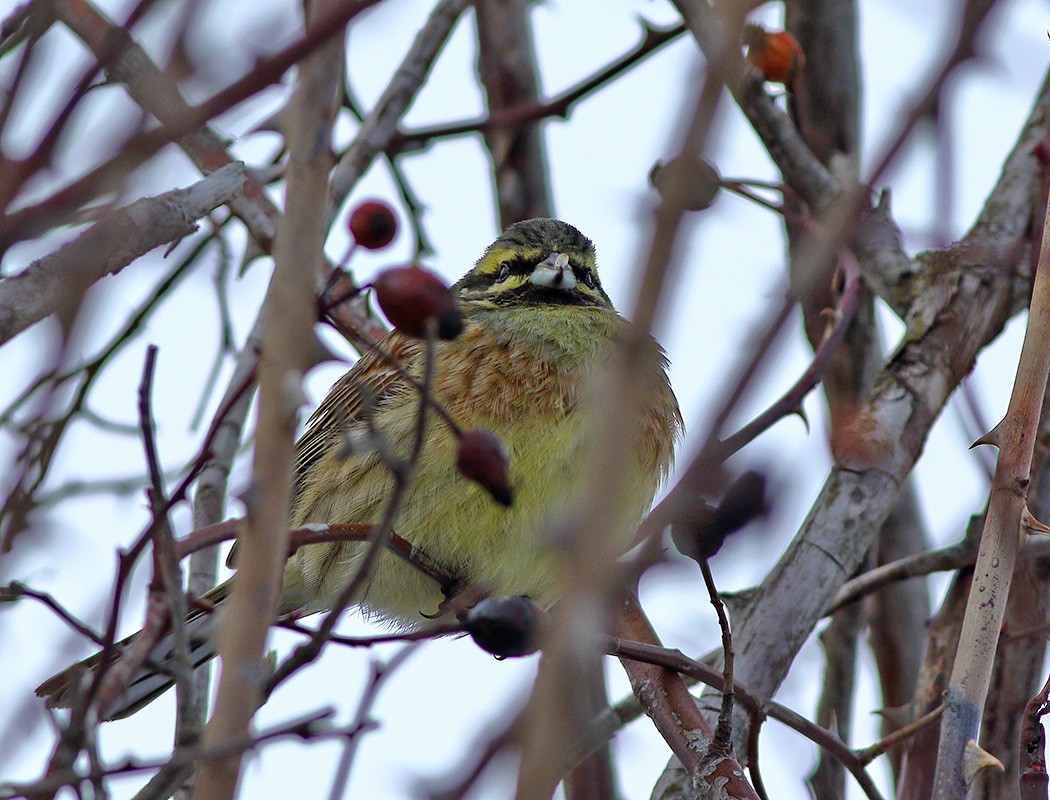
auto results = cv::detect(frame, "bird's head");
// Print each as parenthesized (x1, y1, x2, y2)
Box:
(454, 218, 613, 310)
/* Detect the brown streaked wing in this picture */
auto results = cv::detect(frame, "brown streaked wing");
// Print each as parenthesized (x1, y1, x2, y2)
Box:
(226, 331, 421, 570)
(293, 331, 423, 498)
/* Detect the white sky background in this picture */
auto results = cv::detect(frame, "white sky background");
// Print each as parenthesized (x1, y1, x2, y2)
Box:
(1, 0, 1049, 798)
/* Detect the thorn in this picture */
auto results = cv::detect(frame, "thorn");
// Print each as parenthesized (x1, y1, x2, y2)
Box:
(827, 708, 840, 736)
(238, 236, 267, 277)
(245, 105, 287, 137)
(793, 405, 810, 433)
(1022, 505, 1050, 536)
(971, 420, 1004, 449)
(964, 740, 1004, 788)
(873, 704, 913, 730)
(877, 187, 892, 213)
(819, 306, 838, 333)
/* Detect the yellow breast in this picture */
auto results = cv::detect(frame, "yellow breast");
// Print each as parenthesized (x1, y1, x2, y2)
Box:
(284, 304, 680, 627)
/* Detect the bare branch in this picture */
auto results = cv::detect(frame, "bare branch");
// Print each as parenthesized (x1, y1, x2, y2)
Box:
(932, 187, 1050, 798)
(325, 0, 470, 228)
(0, 162, 247, 346)
(191, 2, 343, 795)
(474, 0, 552, 227)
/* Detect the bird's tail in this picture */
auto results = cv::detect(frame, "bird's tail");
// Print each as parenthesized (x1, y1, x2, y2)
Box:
(35, 579, 233, 720)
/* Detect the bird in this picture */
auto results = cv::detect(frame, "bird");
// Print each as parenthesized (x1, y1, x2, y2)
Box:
(37, 217, 682, 716)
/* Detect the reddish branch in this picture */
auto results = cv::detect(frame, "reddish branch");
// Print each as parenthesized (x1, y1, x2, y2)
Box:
(607, 626, 893, 800)
(613, 594, 760, 799)
(175, 519, 459, 593)
(392, 20, 686, 155)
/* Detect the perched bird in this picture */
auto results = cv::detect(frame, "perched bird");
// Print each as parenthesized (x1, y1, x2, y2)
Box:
(37, 218, 682, 715)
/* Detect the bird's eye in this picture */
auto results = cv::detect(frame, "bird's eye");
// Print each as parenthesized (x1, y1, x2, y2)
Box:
(498, 262, 510, 281)
(583, 271, 596, 289)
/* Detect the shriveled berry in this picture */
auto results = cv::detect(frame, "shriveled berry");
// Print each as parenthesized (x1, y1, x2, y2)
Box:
(349, 201, 398, 249)
(462, 597, 545, 658)
(456, 429, 513, 506)
(372, 265, 463, 340)
(670, 504, 722, 562)
(649, 156, 721, 211)
(671, 470, 768, 562)
(714, 470, 768, 535)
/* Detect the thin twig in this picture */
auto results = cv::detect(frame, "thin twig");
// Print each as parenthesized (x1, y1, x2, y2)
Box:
(700, 560, 735, 757)
(392, 20, 686, 153)
(137, 346, 196, 748)
(0, 582, 104, 645)
(323, 312, 463, 437)
(174, 520, 460, 593)
(854, 705, 944, 766)
(1, 709, 338, 800)
(326, 643, 422, 800)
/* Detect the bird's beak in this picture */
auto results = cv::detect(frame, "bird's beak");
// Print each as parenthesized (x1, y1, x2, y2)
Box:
(529, 252, 577, 290)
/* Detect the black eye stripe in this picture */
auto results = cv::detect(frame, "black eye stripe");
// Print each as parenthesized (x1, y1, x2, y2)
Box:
(497, 256, 533, 277)
(457, 253, 603, 299)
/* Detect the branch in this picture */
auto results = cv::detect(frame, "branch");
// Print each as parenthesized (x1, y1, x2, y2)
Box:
(932, 185, 1050, 800)
(175, 520, 460, 594)
(191, 2, 343, 795)
(515, 38, 736, 800)
(473, 0, 552, 227)
(0, 161, 246, 346)
(325, 0, 469, 228)
(325, 643, 422, 799)
(264, 324, 440, 694)
(392, 20, 685, 153)
(607, 628, 884, 800)
(612, 595, 760, 799)
(687, 62, 1050, 756)
(0, 581, 104, 645)
(0, 0, 382, 254)
(716, 249, 863, 458)
(1, 709, 338, 800)
(52, 0, 385, 341)
(1020, 675, 1050, 800)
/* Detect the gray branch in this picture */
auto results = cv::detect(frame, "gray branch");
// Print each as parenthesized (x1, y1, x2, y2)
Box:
(723, 64, 1050, 743)
(325, 0, 469, 228)
(0, 161, 247, 346)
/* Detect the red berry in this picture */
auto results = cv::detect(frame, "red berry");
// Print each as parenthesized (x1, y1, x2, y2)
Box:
(744, 25, 804, 85)
(372, 265, 463, 340)
(456, 429, 513, 506)
(349, 201, 397, 249)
